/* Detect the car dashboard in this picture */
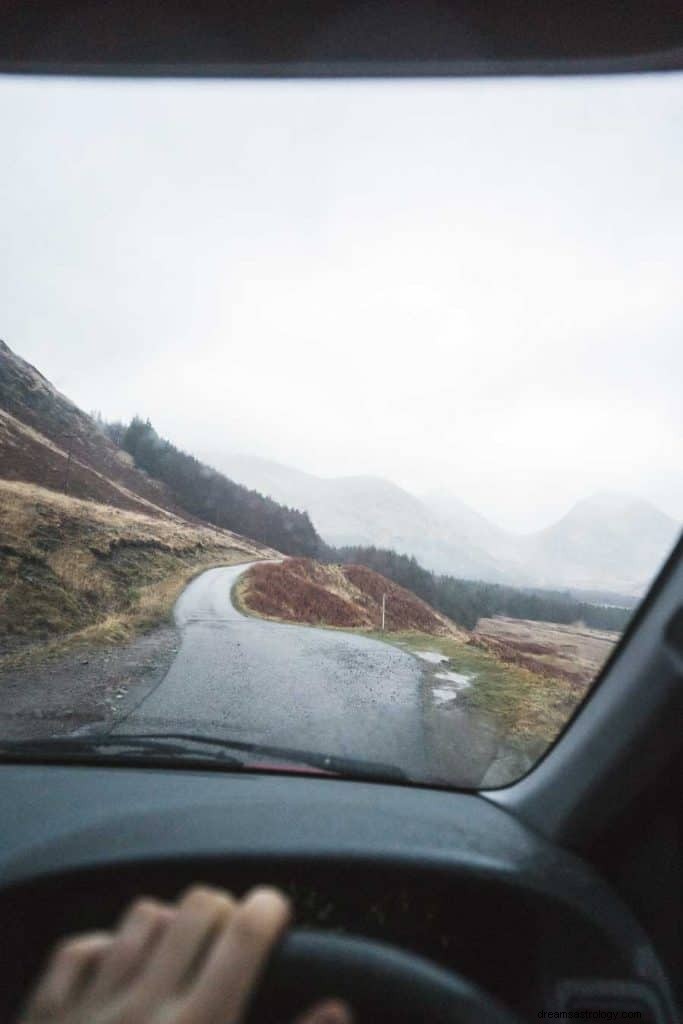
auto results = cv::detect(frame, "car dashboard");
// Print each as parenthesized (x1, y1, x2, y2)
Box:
(0, 764, 677, 1022)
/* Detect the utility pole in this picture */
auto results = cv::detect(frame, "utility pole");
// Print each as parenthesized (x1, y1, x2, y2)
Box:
(62, 433, 75, 494)
(381, 593, 386, 632)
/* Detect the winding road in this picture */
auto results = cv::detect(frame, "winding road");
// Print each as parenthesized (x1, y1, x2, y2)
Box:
(116, 563, 433, 779)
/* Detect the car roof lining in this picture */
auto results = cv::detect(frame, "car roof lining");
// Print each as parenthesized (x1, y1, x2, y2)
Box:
(2, 1, 683, 77)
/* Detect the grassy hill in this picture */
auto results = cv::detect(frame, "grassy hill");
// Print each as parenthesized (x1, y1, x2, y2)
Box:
(0, 480, 271, 664)
(236, 558, 465, 638)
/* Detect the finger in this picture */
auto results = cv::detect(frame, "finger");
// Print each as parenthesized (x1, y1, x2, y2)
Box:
(186, 886, 292, 1024)
(88, 897, 175, 998)
(294, 998, 354, 1024)
(131, 885, 235, 1004)
(23, 932, 112, 1017)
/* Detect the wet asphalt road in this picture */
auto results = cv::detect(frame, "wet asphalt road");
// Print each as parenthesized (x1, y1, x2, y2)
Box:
(116, 564, 431, 779)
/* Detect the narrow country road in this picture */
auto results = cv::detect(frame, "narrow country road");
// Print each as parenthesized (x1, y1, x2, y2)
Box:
(115, 563, 432, 779)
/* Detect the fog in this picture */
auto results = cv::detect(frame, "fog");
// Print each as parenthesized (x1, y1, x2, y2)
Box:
(1, 72, 681, 530)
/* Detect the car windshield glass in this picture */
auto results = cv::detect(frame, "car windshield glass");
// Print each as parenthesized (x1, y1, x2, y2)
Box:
(0, 73, 681, 789)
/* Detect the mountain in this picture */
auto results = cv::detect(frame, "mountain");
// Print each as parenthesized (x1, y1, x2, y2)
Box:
(208, 452, 680, 597)
(204, 453, 508, 582)
(520, 493, 680, 595)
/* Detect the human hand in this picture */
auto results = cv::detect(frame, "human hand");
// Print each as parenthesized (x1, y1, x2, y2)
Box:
(19, 885, 352, 1024)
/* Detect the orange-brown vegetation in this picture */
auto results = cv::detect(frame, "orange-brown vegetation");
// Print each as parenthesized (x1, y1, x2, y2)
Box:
(472, 615, 618, 686)
(238, 558, 464, 637)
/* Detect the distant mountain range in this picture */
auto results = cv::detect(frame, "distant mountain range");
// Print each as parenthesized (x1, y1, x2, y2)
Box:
(205, 453, 680, 598)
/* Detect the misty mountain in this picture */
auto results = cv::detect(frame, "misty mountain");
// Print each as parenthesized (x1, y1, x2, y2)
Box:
(204, 453, 507, 582)
(208, 453, 680, 597)
(518, 492, 680, 594)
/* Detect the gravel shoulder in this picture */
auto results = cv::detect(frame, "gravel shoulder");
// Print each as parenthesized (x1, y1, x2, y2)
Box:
(0, 625, 179, 739)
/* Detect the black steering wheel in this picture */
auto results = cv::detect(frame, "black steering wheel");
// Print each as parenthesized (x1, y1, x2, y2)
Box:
(245, 928, 522, 1024)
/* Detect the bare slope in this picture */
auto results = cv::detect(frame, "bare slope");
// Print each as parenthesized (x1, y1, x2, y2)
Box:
(0, 480, 272, 662)
(237, 557, 465, 637)
(0, 339, 184, 517)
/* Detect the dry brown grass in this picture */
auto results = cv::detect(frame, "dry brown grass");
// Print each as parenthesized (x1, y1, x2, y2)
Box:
(473, 615, 619, 687)
(0, 406, 179, 518)
(0, 479, 272, 666)
(238, 558, 464, 637)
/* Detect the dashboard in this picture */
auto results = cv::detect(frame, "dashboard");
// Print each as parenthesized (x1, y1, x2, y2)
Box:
(0, 764, 677, 1021)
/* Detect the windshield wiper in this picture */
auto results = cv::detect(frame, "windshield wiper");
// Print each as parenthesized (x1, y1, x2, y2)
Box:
(0, 732, 408, 782)
(0, 734, 243, 769)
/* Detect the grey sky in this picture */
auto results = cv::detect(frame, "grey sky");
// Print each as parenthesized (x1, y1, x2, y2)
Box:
(1, 72, 681, 531)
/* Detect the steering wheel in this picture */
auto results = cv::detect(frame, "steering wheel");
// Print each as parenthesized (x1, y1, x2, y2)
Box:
(245, 928, 522, 1024)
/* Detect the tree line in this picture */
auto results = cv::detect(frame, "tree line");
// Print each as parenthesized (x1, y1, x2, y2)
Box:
(323, 545, 632, 633)
(104, 417, 320, 557)
(105, 416, 631, 633)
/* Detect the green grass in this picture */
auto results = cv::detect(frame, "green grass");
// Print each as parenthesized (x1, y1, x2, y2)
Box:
(368, 629, 590, 760)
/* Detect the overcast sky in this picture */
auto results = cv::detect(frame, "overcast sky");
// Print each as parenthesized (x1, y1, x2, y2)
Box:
(1, 72, 681, 531)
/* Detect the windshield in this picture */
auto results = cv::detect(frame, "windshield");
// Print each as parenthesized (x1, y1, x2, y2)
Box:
(0, 73, 680, 788)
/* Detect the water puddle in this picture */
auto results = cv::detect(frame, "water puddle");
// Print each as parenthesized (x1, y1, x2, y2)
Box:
(412, 649, 476, 705)
(434, 670, 472, 687)
(432, 687, 460, 704)
(432, 675, 473, 705)
(413, 650, 449, 664)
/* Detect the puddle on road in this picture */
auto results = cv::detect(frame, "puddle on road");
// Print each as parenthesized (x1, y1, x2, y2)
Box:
(413, 650, 449, 665)
(434, 669, 472, 687)
(432, 673, 474, 705)
(432, 688, 459, 704)
(410, 648, 476, 705)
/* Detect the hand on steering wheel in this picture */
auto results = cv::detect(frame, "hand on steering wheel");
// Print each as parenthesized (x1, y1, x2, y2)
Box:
(18, 885, 351, 1024)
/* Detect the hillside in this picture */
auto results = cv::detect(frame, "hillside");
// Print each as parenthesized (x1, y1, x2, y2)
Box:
(210, 451, 680, 596)
(0, 340, 323, 556)
(236, 558, 465, 637)
(0, 479, 272, 661)
(114, 417, 321, 556)
(0, 339, 183, 518)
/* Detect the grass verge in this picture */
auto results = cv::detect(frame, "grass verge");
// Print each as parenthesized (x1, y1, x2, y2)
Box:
(0, 480, 268, 669)
(370, 629, 591, 761)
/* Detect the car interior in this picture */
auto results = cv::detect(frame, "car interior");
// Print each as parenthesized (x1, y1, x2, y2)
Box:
(0, 3, 682, 1022)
